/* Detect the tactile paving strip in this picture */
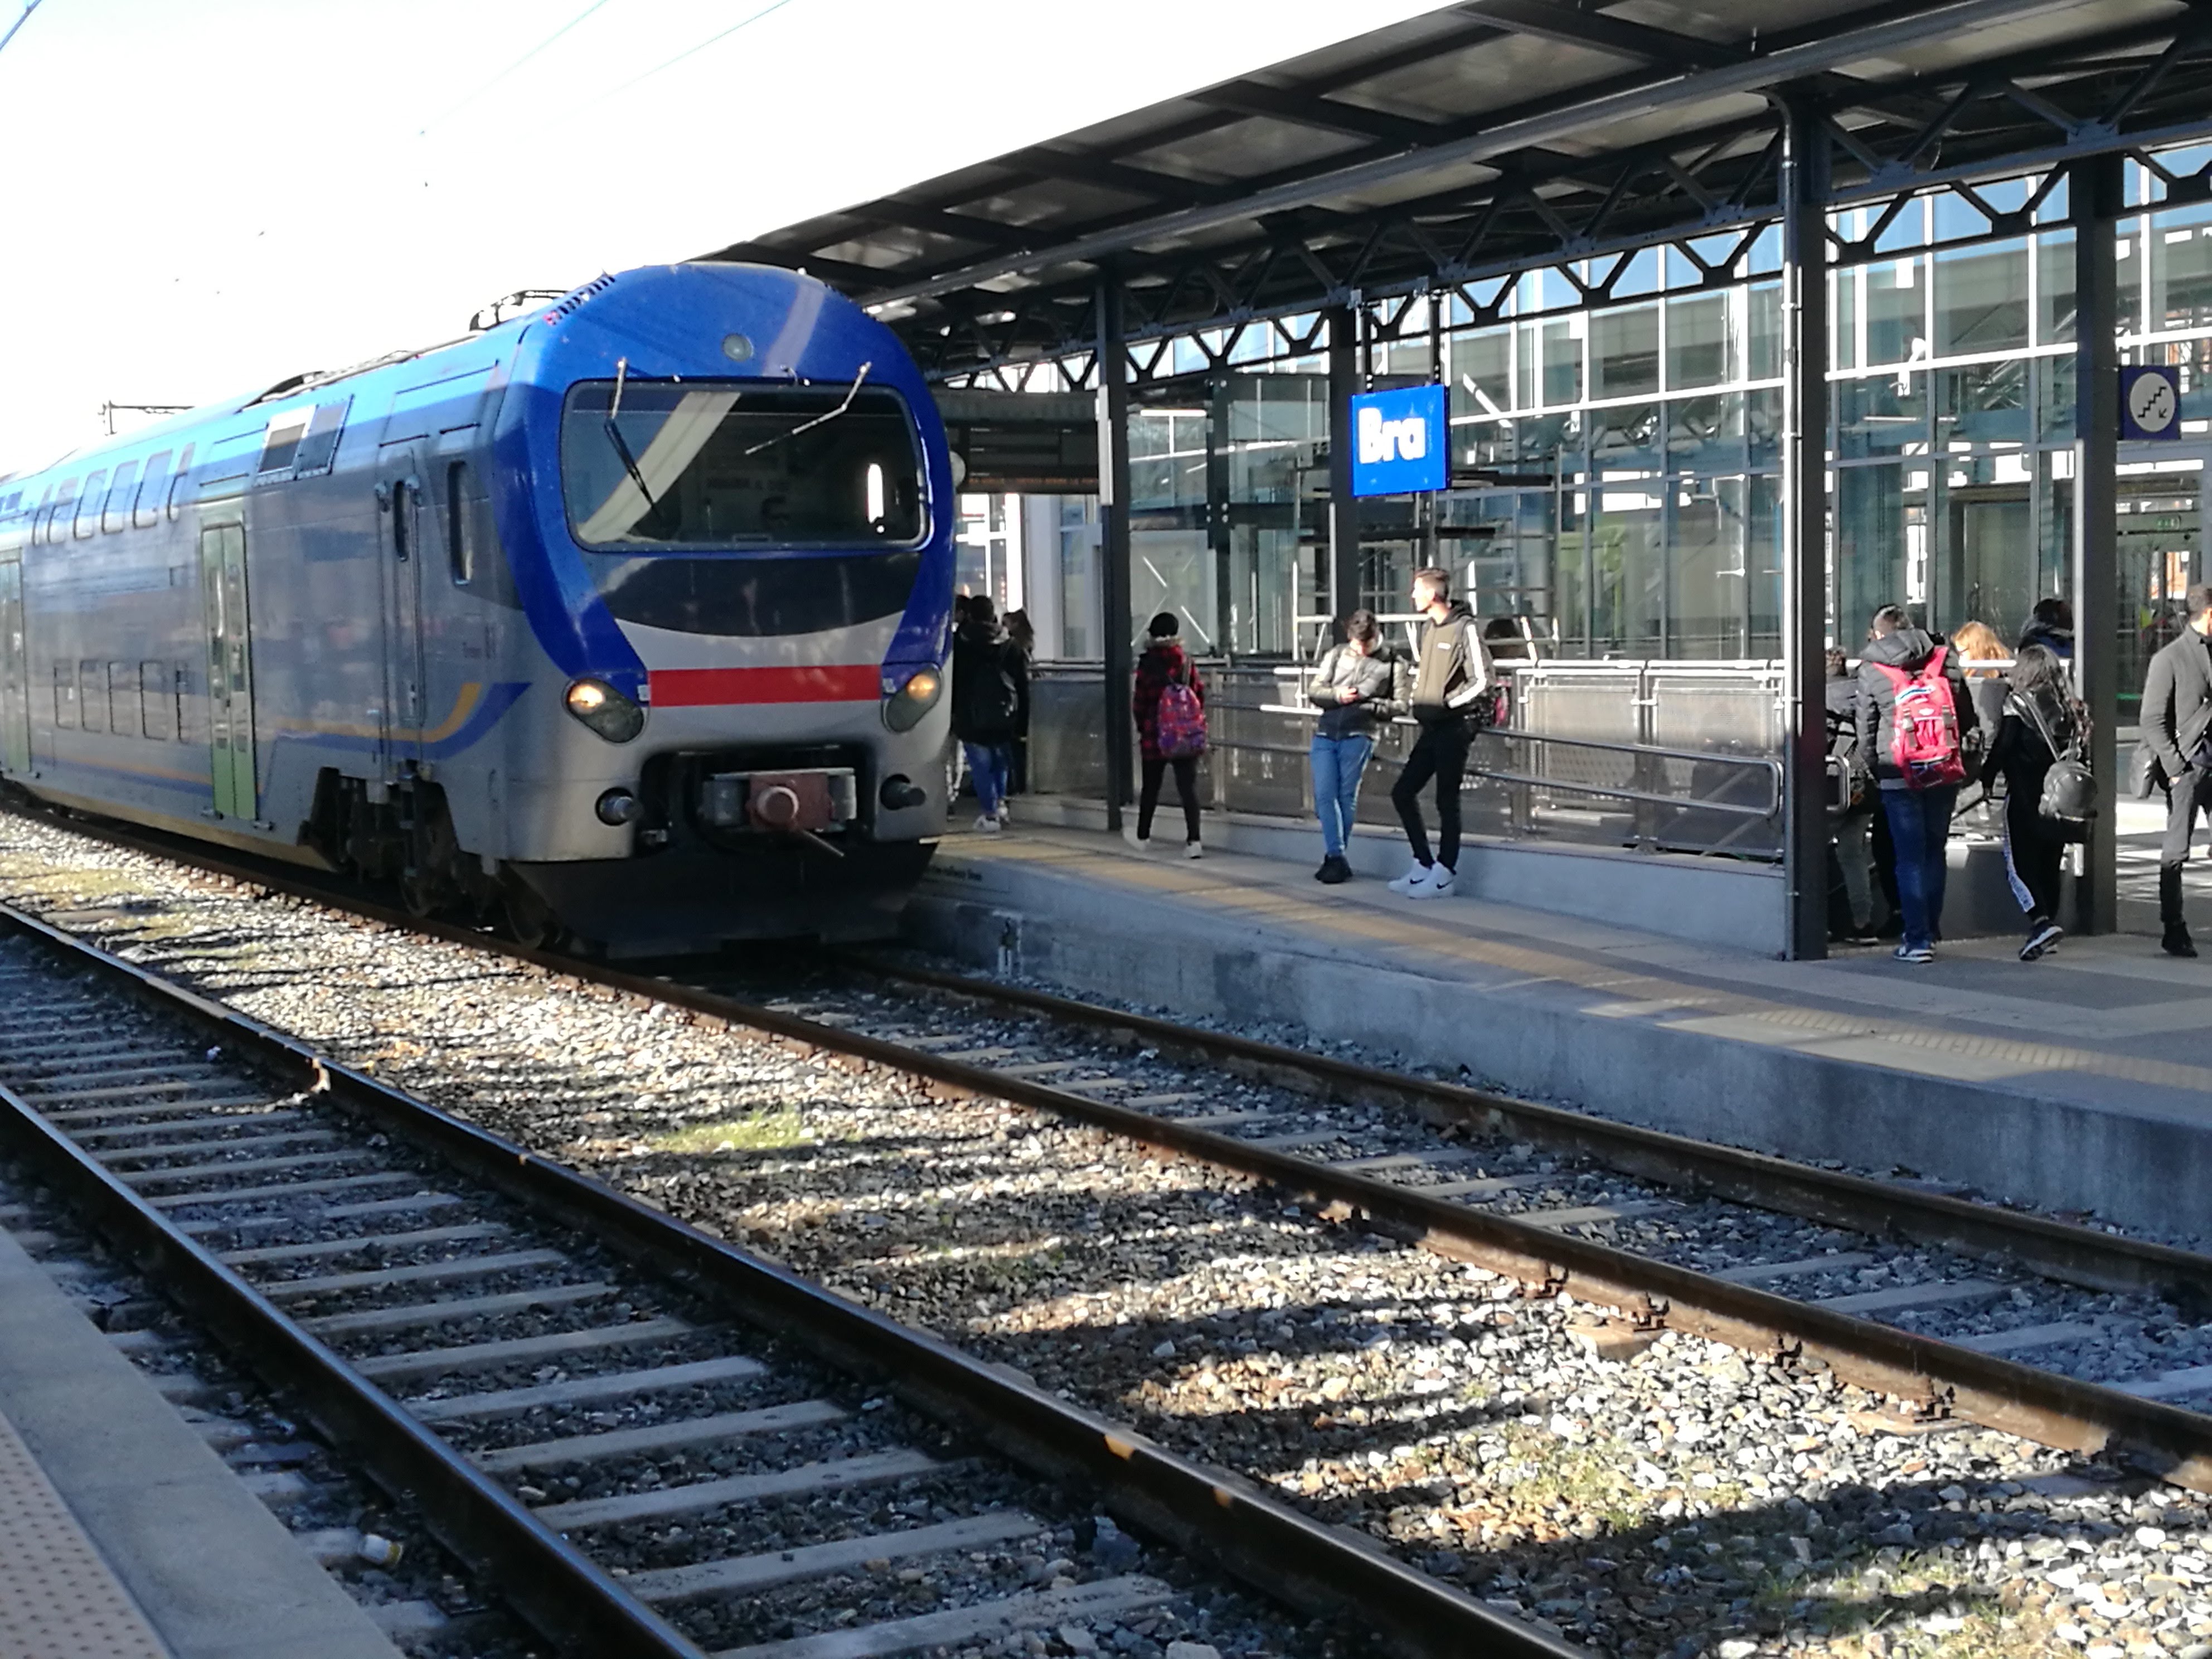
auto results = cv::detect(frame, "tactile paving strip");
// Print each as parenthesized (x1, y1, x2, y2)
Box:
(0, 1406, 169, 1658)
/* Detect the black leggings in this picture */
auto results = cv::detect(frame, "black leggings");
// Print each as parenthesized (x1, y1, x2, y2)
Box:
(1139, 755, 1202, 843)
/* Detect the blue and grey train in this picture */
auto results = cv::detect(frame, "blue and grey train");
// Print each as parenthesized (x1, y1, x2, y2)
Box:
(0, 264, 957, 952)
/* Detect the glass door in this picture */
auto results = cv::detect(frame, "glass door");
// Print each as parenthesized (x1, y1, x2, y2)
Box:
(200, 523, 256, 821)
(0, 561, 27, 774)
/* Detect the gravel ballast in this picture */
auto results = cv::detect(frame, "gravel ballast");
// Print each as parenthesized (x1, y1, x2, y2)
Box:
(5, 811, 2212, 1658)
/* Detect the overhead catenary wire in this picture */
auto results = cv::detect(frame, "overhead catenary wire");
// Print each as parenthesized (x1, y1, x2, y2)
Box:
(604, 0, 799, 100)
(0, 0, 46, 61)
(416, 0, 619, 135)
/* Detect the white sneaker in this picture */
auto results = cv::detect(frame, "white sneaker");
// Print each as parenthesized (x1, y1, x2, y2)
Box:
(1408, 864, 1454, 900)
(1387, 862, 1434, 896)
(975, 814, 1001, 834)
(1131, 833, 1153, 853)
(996, 802, 1010, 826)
(1185, 840, 1203, 860)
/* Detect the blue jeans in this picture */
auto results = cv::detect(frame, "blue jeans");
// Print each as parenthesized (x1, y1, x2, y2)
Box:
(963, 741, 1012, 818)
(1880, 783, 1959, 950)
(1309, 732, 1375, 858)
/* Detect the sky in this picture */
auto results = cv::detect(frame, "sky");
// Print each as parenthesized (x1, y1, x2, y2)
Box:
(0, 0, 1444, 475)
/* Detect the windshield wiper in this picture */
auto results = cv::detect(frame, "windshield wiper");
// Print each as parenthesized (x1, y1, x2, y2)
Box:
(602, 357, 667, 528)
(741, 362, 873, 457)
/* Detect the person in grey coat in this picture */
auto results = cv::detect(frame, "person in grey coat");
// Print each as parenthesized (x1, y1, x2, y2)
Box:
(1306, 609, 1406, 884)
(2142, 582, 2212, 955)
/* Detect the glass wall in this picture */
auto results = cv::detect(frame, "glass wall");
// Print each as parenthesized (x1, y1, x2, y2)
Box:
(951, 137, 2212, 706)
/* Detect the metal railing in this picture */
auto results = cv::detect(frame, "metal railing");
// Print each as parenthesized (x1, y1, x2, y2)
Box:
(1023, 657, 1788, 861)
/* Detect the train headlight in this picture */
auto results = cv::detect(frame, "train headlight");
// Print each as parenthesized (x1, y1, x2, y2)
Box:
(881, 666, 943, 733)
(565, 677, 645, 743)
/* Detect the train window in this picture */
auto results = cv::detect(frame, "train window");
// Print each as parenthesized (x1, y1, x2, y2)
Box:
(166, 444, 195, 521)
(102, 462, 139, 534)
(446, 462, 474, 584)
(294, 399, 349, 476)
(45, 480, 77, 547)
(259, 410, 311, 475)
(560, 381, 925, 550)
(74, 472, 105, 540)
(79, 661, 105, 733)
(134, 452, 172, 528)
(52, 663, 74, 728)
(140, 663, 171, 740)
(108, 662, 132, 734)
(393, 478, 414, 562)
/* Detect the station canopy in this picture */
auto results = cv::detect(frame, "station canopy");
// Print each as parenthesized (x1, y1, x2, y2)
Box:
(707, 0, 2212, 381)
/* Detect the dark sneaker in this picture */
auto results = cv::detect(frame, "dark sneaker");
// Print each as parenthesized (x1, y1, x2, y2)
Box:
(2165, 928, 2199, 958)
(1894, 943, 1935, 964)
(1318, 856, 1352, 885)
(1313, 859, 1334, 882)
(2020, 921, 2063, 962)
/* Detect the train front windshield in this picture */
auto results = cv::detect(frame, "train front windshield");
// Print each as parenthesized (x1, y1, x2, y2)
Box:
(560, 380, 925, 550)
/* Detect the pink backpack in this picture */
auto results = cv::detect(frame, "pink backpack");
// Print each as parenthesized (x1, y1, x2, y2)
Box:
(1154, 669, 1207, 760)
(1871, 644, 1966, 789)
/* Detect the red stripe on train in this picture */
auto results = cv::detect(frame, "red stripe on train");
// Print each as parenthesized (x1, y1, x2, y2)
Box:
(647, 664, 882, 707)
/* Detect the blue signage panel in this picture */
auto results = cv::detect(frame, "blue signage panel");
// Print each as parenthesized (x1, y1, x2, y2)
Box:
(1350, 382, 1448, 497)
(2122, 364, 2184, 441)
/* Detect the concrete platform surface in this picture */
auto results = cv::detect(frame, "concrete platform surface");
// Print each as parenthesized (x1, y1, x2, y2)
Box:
(0, 1395, 169, 1658)
(0, 1223, 401, 1659)
(911, 821, 2212, 1243)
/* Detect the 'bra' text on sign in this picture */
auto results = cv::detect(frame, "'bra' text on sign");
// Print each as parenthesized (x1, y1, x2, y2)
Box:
(1348, 382, 1448, 497)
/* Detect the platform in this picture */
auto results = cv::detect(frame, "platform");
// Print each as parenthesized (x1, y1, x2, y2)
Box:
(0, 1220, 400, 1659)
(909, 812, 2212, 1245)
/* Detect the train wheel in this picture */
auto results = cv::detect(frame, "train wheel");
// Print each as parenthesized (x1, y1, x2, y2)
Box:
(502, 882, 562, 951)
(399, 870, 441, 919)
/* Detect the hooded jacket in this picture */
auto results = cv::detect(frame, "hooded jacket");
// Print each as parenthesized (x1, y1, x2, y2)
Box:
(1308, 642, 1406, 739)
(1408, 600, 1491, 728)
(1855, 627, 1979, 789)
(950, 619, 1027, 745)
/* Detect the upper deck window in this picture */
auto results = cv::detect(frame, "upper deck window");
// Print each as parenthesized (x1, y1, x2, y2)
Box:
(559, 379, 924, 551)
(259, 410, 311, 474)
(102, 462, 139, 533)
(134, 452, 172, 527)
(73, 473, 105, 540)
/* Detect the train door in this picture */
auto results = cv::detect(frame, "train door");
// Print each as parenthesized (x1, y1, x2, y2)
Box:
(384, 467, 428, 771)
(200, 522, 258, 820)
(0, 561, 28, 774)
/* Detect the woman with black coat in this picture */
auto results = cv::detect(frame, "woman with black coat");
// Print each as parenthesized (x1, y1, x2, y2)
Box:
(1986, 642, 2083, 961)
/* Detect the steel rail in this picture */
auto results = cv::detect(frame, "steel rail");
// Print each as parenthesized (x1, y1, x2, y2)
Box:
(0, 896, 1579, 1659)
(18, 804, 2212, 1488)
(848, 957, 2212, 1307)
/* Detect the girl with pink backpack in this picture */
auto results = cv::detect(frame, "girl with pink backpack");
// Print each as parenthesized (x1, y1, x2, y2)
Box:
(1131, 613, 1207, 857)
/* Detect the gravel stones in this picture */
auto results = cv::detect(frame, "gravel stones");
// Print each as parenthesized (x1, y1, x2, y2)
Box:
(8, 816, 2212, 1656)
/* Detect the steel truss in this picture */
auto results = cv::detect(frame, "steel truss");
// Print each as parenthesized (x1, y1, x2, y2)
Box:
(903, 15, 2212, 386)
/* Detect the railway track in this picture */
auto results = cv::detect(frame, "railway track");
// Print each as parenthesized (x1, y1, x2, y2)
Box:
(0, 897, 1558, 1659)
(22, 802, 2212, 1499)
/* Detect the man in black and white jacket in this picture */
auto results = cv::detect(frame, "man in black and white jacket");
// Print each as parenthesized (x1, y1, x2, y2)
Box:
(1388, 567, 1492, 900)
(2142, 583, 2212, 955)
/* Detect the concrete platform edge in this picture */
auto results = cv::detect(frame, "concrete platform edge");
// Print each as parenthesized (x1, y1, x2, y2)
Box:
(0, 1224, 401, 1659)
(907, 860, 2212, 1241)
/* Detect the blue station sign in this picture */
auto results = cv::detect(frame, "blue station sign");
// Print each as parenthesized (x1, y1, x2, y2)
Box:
(1350, 382, 1448, 497)
(2122, 364, 2184, 442)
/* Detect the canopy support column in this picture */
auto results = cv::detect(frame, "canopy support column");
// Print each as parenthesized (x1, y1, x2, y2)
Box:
(1781, 94, 1832, 961)
(1097, 276, 1134, 831)
(2072, 153, 2123, 933)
